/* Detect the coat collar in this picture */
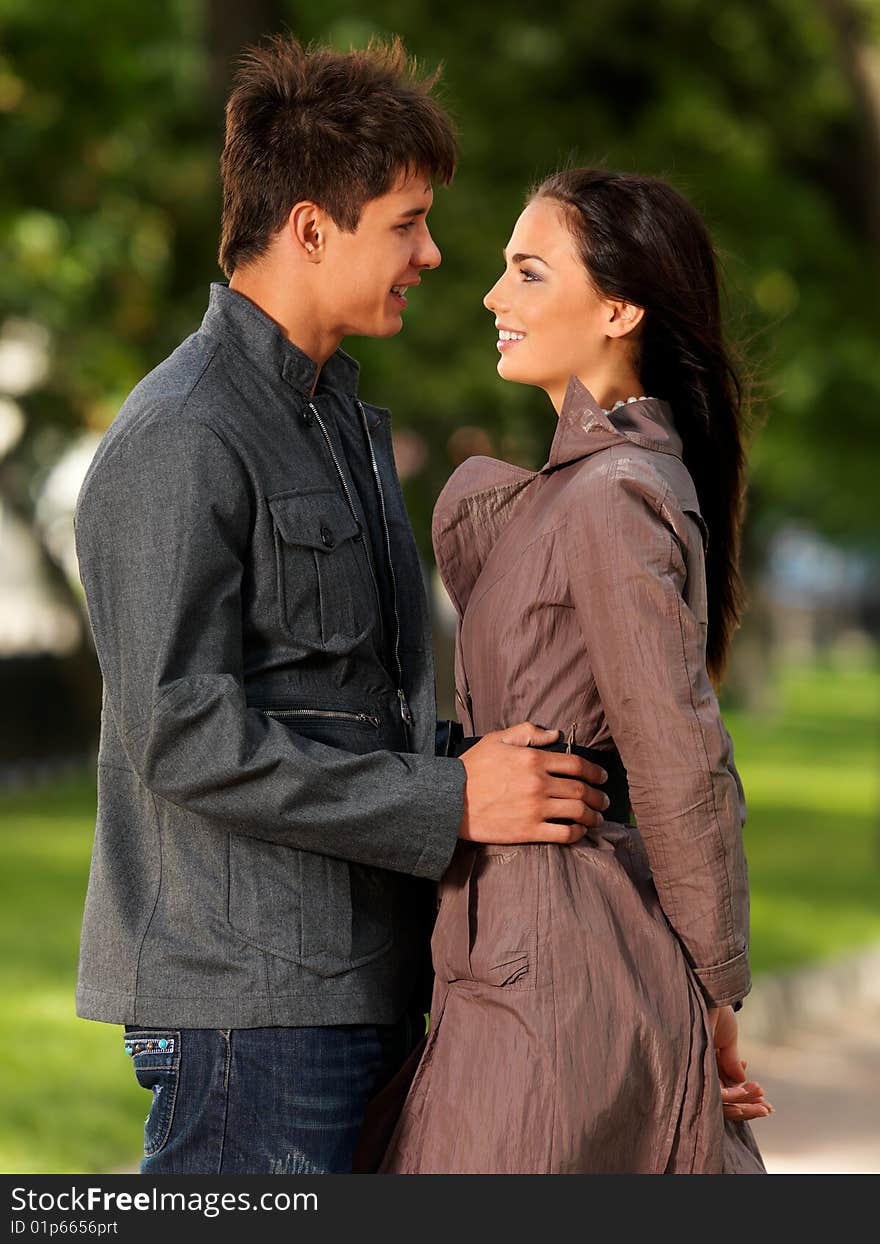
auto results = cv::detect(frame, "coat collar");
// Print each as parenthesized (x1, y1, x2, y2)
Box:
(200, 282, 361, 398)
(541, 375, 682, 472)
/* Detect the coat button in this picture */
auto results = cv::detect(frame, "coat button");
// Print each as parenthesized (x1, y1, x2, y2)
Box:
(300, 406, 315, 427)
(320, 525, 334, 548)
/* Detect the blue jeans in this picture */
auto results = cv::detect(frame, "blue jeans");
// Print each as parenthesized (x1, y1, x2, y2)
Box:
(124, 1016, 419, 1174)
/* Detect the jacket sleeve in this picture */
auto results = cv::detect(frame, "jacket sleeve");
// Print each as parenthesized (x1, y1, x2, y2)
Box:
(74, 412, 464, 881)
(564, 454, 750, 1008)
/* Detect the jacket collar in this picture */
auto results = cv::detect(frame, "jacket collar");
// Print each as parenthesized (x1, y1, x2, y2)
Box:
(200, 282, 361, 398)
(541, 374, 682, 472)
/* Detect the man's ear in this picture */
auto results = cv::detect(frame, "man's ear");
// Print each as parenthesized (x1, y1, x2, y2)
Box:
(605, 299, 645, 339)
(287, 201, 326, 262)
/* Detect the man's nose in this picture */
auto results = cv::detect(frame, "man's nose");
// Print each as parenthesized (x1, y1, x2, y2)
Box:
(415, 227, 442, 271)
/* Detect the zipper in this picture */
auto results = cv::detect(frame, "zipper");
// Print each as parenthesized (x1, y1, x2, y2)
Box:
(356, 401, 413, 742)
(307, 401, 386, 652)
(257, 706, 380, 728)
(455, 687, 473, 731)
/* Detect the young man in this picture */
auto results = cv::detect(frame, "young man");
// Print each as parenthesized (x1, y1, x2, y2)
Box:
(74, 36, 608, 1175)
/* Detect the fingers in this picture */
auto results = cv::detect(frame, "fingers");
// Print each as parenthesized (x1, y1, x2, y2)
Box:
(543, 799, 606, 827)
(723, 1102, 772, 1121)
(498, 723, 562, 748)
(721, 1081, 766, 1104)
(487, 725, 611, 789)
(535, 821, 589, 844)
(543, 752, 608, 787)
(721, 1079, 773, 1121)
(544, 777, 610, 813)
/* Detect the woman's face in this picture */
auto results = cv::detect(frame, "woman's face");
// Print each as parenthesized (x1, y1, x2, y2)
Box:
(483, 196, 640, 409)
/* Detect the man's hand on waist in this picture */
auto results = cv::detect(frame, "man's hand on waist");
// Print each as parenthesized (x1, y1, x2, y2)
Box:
(458, 722, 609, 845)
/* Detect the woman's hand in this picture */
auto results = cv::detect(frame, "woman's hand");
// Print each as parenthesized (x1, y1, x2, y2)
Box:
(708, 1005, 774, 1122)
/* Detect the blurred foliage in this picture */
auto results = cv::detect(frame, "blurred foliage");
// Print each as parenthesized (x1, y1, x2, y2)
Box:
(1, 0, 879, 555)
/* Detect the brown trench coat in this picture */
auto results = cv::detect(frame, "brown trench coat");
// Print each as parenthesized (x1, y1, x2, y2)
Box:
(378, 377, 764, 1174)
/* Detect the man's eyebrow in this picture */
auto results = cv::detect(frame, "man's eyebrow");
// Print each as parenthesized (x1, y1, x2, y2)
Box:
(399, 206, 428, 219)
(502, 249, 550, 266)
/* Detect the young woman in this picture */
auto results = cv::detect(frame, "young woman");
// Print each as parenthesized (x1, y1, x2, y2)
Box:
(380, 168, 769, 1173)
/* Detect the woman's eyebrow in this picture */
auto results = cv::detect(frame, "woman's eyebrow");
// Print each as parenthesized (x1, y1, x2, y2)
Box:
(503, 248, 550, 266)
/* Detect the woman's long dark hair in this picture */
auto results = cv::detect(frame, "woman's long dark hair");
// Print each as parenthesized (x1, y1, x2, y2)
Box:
(533, 168, 747, 684)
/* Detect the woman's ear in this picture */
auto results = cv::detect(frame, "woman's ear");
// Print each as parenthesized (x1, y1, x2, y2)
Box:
(605, 300, 645, 339)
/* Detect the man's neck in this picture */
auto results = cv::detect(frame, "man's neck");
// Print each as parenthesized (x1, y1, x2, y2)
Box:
(228, 268, 342, 390)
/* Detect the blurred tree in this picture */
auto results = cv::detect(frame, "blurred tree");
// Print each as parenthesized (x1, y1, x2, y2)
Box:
(0, 0, 282, 757)
(0, 0, 877, 616)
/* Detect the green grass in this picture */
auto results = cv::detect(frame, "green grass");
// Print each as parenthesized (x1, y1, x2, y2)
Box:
(0, 771, 145, 1174)
(726, 658, 880, 974)
(1, 657, 878, 1172)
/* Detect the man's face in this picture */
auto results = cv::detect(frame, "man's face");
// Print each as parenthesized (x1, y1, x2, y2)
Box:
(319, 171, 441, 339)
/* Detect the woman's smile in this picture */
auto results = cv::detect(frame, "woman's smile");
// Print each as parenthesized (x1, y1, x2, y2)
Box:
(496, 323, 527, 352)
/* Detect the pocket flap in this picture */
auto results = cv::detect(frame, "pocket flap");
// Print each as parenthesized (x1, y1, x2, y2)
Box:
(268, 490, 361, 551)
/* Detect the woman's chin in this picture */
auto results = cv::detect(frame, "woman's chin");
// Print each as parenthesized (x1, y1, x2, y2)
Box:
(496, 353, 530, 384)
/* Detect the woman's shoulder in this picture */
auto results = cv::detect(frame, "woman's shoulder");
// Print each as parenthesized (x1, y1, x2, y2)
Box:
(435, 454, 535, 513)
(431, 454, 537, 616)
(568, 443, 702, 524)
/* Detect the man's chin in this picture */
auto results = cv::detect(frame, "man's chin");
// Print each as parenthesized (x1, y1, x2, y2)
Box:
(344, 315, 404, 341)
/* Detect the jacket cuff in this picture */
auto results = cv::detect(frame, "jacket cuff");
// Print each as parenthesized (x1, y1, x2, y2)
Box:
(691, 949, 751, 1010)
(412, 756, 466, 880)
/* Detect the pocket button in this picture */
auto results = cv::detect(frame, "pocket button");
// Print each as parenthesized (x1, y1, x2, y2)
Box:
(320, 524, 335, 548)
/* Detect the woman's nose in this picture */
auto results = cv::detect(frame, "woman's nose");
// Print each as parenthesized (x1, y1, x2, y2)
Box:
(483, 279, 504, 312)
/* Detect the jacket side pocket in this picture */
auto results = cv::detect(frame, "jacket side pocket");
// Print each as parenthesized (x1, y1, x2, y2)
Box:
(226, 836, 392, 977)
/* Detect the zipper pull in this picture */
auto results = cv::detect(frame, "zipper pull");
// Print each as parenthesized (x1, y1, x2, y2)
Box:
(455, 687, 473, 723)
(398, 688, 414, 726)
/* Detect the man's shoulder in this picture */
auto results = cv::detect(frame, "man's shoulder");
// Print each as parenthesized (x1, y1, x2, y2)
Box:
(119, 328, 230, 433)
(88, 330, 238, 462)
(134, 327, 221, 406)
(76, 330, 249, 508)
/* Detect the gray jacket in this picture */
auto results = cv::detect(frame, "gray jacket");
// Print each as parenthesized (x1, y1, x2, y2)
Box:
(74, 283, 466, 1028)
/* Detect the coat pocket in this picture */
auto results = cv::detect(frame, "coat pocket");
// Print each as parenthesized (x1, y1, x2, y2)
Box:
(434, 844, 540, 991)
(226, 836, 393, 977)
(267, 489, 377, 653)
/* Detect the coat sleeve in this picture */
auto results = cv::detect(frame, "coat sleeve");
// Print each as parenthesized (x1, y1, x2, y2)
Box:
(564, 454, 750, 1008)
(74, 411, 463, 881)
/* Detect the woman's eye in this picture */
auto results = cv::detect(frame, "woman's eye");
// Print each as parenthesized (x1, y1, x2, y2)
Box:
(519, 268, 540, 282)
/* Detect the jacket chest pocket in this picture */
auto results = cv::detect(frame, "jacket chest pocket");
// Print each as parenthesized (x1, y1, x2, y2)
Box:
(268, 489, 377, 653)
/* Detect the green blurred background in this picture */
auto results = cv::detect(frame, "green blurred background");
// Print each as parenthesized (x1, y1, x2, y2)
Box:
(0, 0, 878, 1173)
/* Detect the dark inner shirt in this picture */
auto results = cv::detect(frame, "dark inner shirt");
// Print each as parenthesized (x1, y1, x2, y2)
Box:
(326, 393, 399, 681)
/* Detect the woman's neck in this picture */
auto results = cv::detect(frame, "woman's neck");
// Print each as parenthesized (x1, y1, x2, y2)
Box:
(549, 366, 645, 417)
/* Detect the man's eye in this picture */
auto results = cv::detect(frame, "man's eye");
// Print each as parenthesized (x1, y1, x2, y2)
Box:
(397, 221, 417, 231)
